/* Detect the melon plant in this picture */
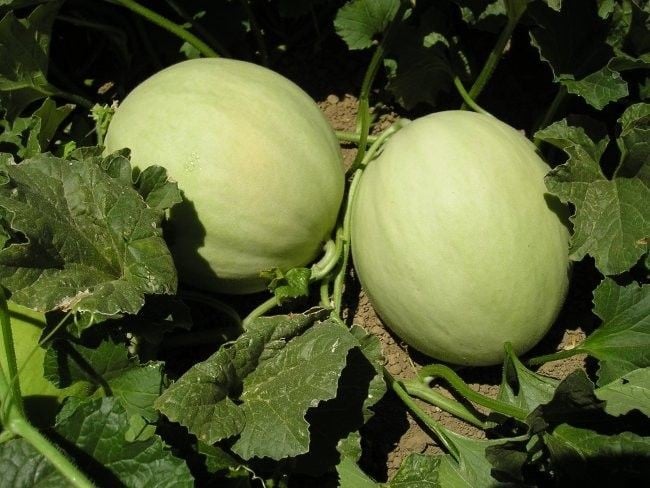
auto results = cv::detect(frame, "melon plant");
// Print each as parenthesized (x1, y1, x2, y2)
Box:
(351, 111, 571, 366)
(105, 58, 344, 294)
(0, 302, 87, 425)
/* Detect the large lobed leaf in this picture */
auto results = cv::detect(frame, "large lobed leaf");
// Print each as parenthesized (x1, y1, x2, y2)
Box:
(538, 111, 649, 276)
(155, 310, 379, 461)
(0, 150, 179, 327)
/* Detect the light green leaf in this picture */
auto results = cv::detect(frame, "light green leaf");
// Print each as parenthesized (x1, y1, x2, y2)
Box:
(337, 457, 379, 488)
(0, 151, 177, 323)
(390, 453, 441, 486)
(261, 266, 311, 303)
(595, 367, 650, 416)
(334, 0, 400, 50)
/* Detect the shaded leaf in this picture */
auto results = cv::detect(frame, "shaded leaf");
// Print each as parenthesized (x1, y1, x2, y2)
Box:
(616, 102, 650, 180)
(544, 424, 650, 485)
(0, 2, 60, 118)
(595, 367, 650, 416)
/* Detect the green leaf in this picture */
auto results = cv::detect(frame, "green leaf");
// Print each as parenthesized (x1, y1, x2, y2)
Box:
(595, 367, 650, 417)
(389, 453, 441, 486)
(0, 98, 73, 158)
(539, 120, 649, 275)
(0, 151, 177, 324)
(0, 2, 60, 118)
(528, 0, 644, 109)
(232, 319, 357, 459)
(0, 397, 194, 487)
(0, 438, 66, 487)
(334, 0, 400, 50)
(498, 344, 560, 413)
(526, 370, 605, 432)
(558, 66, 628, 110)
(55, 397, 193, 487)
(43, 338, 164, 421)
(616, 102, 650, 180)
(579, 279, 650, 385)
(337, 457, 378, 487)
(155, 311, 326, 447)
(261, 267, 311, 303)
(544, 424, 650, 484)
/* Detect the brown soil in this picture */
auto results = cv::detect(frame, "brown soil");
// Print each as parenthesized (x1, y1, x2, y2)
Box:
(318, 93, 588, 481)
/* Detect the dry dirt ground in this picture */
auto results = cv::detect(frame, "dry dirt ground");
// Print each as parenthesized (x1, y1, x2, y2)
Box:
(318, 93, 590, 481)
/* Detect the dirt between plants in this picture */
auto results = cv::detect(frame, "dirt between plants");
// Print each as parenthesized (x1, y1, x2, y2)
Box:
(318, 93, 588, 481)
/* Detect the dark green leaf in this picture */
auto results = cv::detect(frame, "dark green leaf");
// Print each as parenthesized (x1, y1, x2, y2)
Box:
(0, 151, 177, 324)
(616, 102, 650, 180)
(155, 311, 327, 446)
(539, 120, 649, 275)
(389, 453, 441, 486)
(0, 438, 66, 487)
(334, 0, 400, 50)
(0, 98, 72, 158)
(55, 397, 193, 487)
(43, 338, 164, 421)
(595, 367, 650, 416)
(0, 2, 60, 118)
(544, 424, 650, 485)
(526, 370, 604, 432)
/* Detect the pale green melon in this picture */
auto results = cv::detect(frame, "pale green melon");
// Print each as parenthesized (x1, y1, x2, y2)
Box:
(351, 111, 571, 366)
(105, 58, 344, 294)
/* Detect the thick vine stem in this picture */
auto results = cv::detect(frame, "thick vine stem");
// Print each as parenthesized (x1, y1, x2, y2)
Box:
(242, 296, 278, 330)
(463, 10, 524, 107)
(526, 347, 582, 366)
(110, 0, 220, 58)
(454, 77, 491, 116)
(351, 1, 409, 170)
(335, 131, 379, 145)
(384, 368, 459, 459)
(419, 364, 527, 420)
(0, 292, 24, 418)
(9, 416, 96, 488)
(401, 378, 487, 429)
(331, 120, 409, 316)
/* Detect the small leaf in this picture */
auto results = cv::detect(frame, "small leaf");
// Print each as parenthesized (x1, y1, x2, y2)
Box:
(616, 102, 650, 180)
(44, 338, 164, 421)
(559, 66, 628, 110)
(595, 367, 650, 417)
(334, 0, 401, 50)
(261, 267, 311, 303)
(581, 279, 650, 385)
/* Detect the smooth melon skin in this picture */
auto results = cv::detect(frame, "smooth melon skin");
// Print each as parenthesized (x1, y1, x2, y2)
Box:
(105, 58, 344, 294)
(351, 111, 571, 366)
